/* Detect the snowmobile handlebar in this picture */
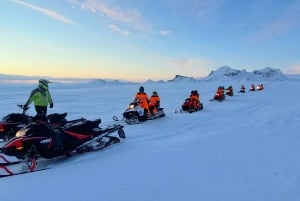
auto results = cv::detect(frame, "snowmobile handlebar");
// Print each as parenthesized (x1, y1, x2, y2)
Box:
(17, 104, 29, 114)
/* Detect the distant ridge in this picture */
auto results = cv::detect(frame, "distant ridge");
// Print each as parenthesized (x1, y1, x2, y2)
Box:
(204, 66, 287, 81)
(168, 75, 197, 82)
(0, 66, 291, 84)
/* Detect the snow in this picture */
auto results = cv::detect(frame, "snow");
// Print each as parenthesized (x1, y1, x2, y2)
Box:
(1, 77, 300, 201)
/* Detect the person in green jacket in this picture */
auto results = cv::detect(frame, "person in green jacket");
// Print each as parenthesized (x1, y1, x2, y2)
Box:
(24, 79, 54, 120)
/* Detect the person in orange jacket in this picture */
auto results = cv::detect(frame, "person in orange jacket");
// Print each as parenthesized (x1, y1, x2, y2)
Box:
(189, 90, 200, 109)
(134, 86, 150, 116)
(149, 91, 160, 115)
(214, 86, 225, 101)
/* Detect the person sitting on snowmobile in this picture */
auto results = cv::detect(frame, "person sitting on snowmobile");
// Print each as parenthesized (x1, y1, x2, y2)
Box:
(134, 86, 150, 117)
(239, 85, 246, 93)
(214, 86, 225, 101)
(23, 79, 54, 121)
(189, 90, 201, 108)
(257, 84, 264, 90)
(149, 91, 160, 115)
(225, 86, 233, 96)
(182, 90, 201, 111)
(250, 84, 256, 91)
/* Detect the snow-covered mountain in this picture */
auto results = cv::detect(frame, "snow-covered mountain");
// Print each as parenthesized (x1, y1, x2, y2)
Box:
(0, 66, 290, 85)
(168, 75, 197, 82)
(205, 66, 287, 81)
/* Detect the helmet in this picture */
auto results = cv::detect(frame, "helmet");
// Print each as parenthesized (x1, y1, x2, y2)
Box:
(39, 79, 51, 90)
(152, 91, 158, 95)
(139, 86, 144, 93)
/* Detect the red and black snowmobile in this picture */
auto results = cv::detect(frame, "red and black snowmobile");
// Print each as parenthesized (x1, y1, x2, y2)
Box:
(180, 98, 203, 113)
(210, 86, 225, 102)
(1, 118, 125, 160)
(0, 105, 70, 141)
(0, 118, 125, 176)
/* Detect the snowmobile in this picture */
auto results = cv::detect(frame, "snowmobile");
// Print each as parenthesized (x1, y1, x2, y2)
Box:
(210, 86, 225, 102)
(225, 86, 233, 96)
(0, 118, 126, 161)
(249, 84, 256, 91)
(121, 100, 165, 124)
(0, 105, 70, 141)
(256, 84, 264, 90)
(180, 98, 203, 113)
(212, 92, 225, 101)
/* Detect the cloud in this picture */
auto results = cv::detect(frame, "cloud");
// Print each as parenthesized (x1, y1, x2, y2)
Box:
(160, 30, 170, 36)
(12, 0, 75, 25)
(68, 0, 170, 37)
(108, 24, 130, 36)
(79, 0, 152, 33)
(252, 2, 300, 42)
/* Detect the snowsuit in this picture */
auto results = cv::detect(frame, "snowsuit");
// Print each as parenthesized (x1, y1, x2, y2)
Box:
(226, 86, 233, 96)
(189, 94, 200, 109)
(25, 86, 53, 120)
(149, 95, 160, 115)
(214, 88, 225, 100)
(135, 92, 150, 115)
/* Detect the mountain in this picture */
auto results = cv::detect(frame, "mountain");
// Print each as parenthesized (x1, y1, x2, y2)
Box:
(168, 75, 197, 82)
(205, 66, 287, 81)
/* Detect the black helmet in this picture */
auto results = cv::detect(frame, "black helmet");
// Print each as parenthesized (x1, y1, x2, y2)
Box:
(139, 86, 144, 93)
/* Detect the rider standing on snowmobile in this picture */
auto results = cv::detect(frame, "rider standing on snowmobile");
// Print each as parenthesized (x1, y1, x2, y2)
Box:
(135, 86, 150, 116)
(149, 91, 160, 115)
(24, 79, 53, 120)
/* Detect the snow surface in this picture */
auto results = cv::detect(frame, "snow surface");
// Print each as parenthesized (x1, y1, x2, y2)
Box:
(0, 78, 300, 201)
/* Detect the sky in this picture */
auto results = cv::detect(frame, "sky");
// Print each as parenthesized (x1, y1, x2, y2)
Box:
(1, 0, 300, 81)
(1, 76, 300, 201)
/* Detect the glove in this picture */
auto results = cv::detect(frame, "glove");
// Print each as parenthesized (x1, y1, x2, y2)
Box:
(23, 104, 29, 110)
(50, 103, 53, 108)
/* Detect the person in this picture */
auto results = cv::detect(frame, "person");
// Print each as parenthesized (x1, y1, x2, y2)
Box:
(149, 91, 160, 115)
(250, 84, 256, 91)
(24, 79, 53, 121)
(134, 86, 150, 117)
(189, 90, 201, 108)
(225, 86, 233, 96)
(213, 86, 225, 101)
(257, 84, 264, 90)
(239, 85, 246, 93)
(182, 90, 201, 112)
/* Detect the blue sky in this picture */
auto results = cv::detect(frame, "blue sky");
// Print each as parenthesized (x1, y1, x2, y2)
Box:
(1, 0, 300, 81)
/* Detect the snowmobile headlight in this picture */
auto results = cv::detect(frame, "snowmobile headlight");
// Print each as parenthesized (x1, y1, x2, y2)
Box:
(129, 104, 135, 109)
(16, 128, 28, 137)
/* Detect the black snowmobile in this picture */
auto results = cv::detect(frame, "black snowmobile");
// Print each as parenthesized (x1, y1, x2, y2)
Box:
(0, 118, 125, 161)
(121, 100, 165, 124)
(0, 105, 70, 141)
